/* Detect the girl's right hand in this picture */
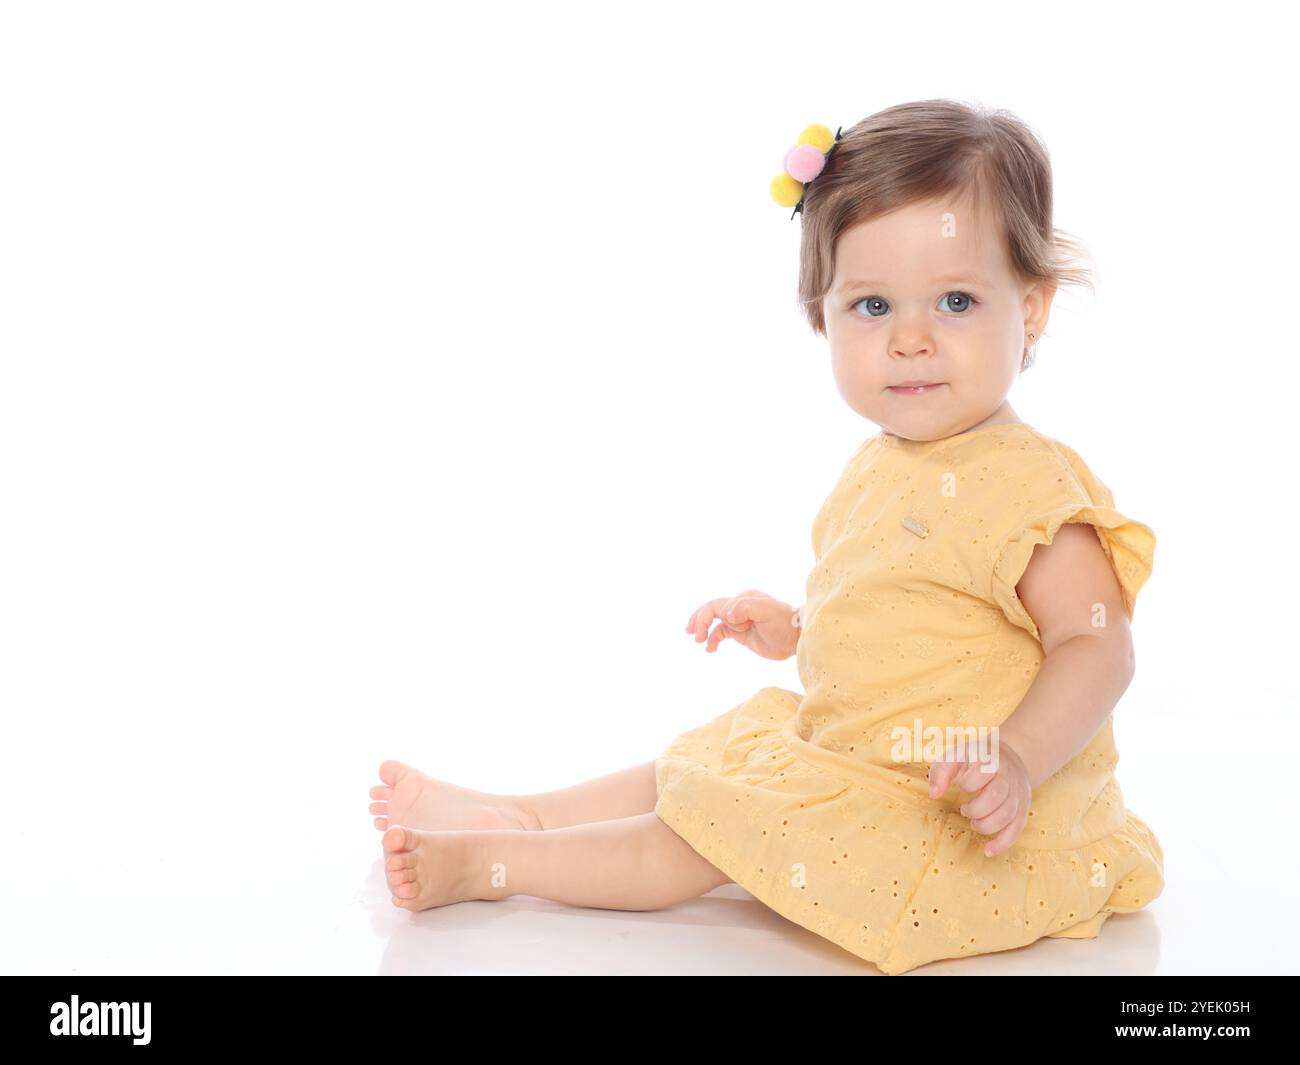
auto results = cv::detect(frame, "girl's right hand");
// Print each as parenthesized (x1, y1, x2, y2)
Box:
(685, 589, 800, 661)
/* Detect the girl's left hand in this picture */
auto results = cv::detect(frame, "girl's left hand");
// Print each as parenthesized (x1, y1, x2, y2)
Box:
(927, 739, 1033, 858)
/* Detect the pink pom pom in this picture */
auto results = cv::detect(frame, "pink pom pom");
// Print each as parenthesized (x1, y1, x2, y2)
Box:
(784, 143, 826, 183)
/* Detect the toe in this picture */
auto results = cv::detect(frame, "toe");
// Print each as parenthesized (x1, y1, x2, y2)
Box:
(388, 868, 415, 886)
(370, 786, 392, 801)
(382, 825, 412, 852)
(369, 802, 387, 815)
(396, 882, 418, 899)
(373, 816, 388, 830)
(379, 760, 409, 786)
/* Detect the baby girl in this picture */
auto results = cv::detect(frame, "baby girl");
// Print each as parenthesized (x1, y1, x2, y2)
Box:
(366, 98, 1163, 974)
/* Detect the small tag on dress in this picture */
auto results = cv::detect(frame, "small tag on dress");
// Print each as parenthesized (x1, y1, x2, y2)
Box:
(901, 516, 929, 538)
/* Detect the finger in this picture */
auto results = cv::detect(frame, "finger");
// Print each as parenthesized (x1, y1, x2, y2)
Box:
(723, 599, 756, 631)
(928, 758, 956, 797)
(969, 794, 1018, 837)
(719, 597, 745, 627)
(723, 597, 746, 626)
(980, 813, 1025, 858)
(952, 756, 1000, 797)
(691, 601, 725, 642)
(929, 734, 977, 797)
(686, 605, 703, 639)
(739, 594, 788, 626)
(928, 757, 963, 798)
(959, 776, 1009, 822)
(727, 596, 767, 626)
(690, 606, 714, 639)
(928, 765, 946, 798)
(707, 621, 740, 653)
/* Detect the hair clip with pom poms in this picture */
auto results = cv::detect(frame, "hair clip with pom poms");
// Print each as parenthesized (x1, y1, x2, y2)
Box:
(769, 124, 843, 220)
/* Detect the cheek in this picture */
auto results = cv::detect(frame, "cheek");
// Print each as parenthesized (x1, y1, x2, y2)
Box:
(828, 352, 854, 394)
(952, 319, 1018, 367)
(830, 351, 878, 395)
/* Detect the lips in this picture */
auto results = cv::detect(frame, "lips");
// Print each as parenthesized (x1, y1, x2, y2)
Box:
(887, 381, 944, 394)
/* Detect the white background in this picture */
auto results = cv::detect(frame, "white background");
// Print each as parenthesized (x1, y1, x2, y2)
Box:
(2, 0, 1296, 975)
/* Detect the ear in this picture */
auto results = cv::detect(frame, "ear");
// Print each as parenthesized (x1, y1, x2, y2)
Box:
(1024, 277, 1058, 338)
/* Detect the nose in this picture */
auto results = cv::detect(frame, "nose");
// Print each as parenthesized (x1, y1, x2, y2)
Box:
(889, 320, 934, 359)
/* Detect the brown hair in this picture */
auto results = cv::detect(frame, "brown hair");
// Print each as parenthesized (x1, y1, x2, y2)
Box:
(797, 99, 1094, 369)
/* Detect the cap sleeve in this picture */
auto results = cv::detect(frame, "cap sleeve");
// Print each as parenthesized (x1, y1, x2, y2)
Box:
(989, 485, 1156, 643)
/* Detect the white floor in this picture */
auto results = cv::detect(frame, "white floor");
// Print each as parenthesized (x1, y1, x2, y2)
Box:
(3, 682, 1295, 976)
(236, 791, 1300, 976)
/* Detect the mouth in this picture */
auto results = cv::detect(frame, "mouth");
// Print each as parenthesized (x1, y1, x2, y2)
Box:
(886, 381, 945, 395)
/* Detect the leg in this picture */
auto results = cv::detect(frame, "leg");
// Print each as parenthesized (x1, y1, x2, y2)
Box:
(369, 759, 660, 833)
(506, 761, 660, 830)
(382, 811, 731, 912)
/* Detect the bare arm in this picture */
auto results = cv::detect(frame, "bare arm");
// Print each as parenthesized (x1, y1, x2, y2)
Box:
(996, 522, 1136, 790)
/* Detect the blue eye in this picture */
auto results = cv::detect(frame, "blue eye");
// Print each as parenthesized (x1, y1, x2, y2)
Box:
(852, 296, 890, 317)
(849, 292, 980, 317)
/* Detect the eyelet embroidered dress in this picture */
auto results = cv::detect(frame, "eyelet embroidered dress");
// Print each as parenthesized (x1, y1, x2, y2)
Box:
(653, 422, 1164, 974)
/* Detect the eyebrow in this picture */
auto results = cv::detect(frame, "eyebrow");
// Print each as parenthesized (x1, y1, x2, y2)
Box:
(836, 274, 994, 293)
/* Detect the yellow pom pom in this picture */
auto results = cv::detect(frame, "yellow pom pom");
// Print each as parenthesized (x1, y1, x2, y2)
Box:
(796, 123, 835, 153)
(770, 172, 803, 207)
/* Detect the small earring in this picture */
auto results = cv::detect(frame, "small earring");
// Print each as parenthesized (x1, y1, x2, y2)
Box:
(1027, 332, 1036, 340)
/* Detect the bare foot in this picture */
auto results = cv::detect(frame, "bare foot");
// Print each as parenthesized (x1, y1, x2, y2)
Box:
(383, 825, 492, 910)
(368, 759, 537, 833)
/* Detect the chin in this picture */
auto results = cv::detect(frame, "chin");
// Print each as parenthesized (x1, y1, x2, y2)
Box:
(879, 414, 947, 440)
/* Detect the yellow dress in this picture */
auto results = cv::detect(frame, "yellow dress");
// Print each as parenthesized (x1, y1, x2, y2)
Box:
(653, 421, 1164, 974)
